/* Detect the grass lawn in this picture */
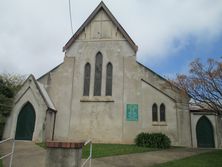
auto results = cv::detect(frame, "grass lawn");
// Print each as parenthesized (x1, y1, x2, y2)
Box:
(36, 142, 158, 159)
(152, 150, 222, 167)
(0, 159, 2, 167)
(82, 143, 157, 159)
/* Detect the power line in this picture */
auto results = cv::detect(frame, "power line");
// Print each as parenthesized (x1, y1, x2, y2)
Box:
(68, 0, 74, 34)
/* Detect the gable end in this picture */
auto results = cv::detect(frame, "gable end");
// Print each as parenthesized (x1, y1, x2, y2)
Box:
(63, 1, 138, 52)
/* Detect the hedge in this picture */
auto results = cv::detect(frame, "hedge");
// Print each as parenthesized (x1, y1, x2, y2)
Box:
(135, 132, 171, 149)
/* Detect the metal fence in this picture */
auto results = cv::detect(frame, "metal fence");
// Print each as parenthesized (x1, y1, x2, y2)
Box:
(0, 138, 15, 167)
(81, 139, 92, 167)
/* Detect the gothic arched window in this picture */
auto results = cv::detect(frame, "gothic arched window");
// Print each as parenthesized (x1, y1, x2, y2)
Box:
(152, 103, 158, 122)
(160, 103, 166, 122)
(83, 63, 91, 96)
(94, 52, 103, 96)
(106, 62, 113, 96)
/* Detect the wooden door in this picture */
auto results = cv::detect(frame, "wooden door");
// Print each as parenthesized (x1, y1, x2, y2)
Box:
(196, 116, 215, 148)
(15, 102, 36, 140)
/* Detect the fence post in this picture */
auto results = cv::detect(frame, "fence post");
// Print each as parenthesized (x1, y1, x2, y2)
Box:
(89, 142, 92, 167)
(9, 139, 15, 167)
(81, 140, 92, 167)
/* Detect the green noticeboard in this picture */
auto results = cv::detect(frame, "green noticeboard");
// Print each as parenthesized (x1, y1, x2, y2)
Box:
(126, 104, 138, 121)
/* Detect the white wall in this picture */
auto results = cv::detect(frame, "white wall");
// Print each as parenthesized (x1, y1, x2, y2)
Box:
(37, 8, 191, 146)
(3, 76, 48, 142)
(191, 112, 221, 148)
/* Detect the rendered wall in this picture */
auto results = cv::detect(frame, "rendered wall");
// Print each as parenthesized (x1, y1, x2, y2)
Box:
(37, 9, 191, 146)
(216, 116, 222, 148)
(191, 113, 221, 148)
(3, 76, 47, 142)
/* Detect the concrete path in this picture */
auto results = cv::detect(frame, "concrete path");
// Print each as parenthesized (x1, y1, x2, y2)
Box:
(0, 141, 211, 167)
(0, 141, 46, 167)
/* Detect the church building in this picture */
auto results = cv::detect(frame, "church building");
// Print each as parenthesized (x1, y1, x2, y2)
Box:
(3, 2, 221, 148)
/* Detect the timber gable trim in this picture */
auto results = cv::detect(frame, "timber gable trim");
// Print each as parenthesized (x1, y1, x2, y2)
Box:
(63, 1, 138, 52)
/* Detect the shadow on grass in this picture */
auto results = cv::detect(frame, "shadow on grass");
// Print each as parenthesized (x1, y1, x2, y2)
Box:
(151, 150, 222, 167)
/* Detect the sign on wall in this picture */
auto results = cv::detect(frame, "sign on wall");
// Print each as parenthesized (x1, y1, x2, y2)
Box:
(126, 104, 138, 121)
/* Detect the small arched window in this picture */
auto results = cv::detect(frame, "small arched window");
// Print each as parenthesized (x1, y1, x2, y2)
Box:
(152, 103, 158, 122)
(83, 63, 91, 96)
(94, 52, 103, 96)
(160, 103, 166, 122)
(106, 62, 113, 96)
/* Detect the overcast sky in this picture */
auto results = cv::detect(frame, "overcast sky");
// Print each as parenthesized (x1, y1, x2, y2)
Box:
(1, 0, 222, 78)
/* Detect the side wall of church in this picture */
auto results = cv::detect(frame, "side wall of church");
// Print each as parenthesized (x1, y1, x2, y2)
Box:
(120, 58, 191, 146)
(39, 58, 76, 140)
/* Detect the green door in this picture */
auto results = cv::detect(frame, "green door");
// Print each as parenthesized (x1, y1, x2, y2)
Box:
(15, 102, 36, 140)
(196, 116, 215, 148)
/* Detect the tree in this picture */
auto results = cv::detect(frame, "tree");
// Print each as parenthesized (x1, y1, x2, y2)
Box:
(0, 73, 25, 139)
(173, 58, 222, 115)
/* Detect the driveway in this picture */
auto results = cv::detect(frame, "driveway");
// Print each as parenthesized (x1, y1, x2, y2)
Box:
(1, 141, 211, 167)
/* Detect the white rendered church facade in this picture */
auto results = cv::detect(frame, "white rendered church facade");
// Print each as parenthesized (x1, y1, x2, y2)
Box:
(3, 2, 222, 148)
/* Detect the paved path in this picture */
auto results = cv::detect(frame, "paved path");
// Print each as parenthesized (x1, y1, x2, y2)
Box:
(0, 141, 211, 167)
(0, 141, 46, 167)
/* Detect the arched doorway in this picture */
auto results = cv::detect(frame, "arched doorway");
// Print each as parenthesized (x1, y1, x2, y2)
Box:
(15, 102, 36, 140)
(196, 116, 215, 148)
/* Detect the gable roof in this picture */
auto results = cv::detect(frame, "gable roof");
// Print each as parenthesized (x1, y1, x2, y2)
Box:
(15, 75, 57, 112)
(37, 81, 56, 112)
(63, 1, 138, 52)
(38, 62, 63, 81)
(137, 61, 191, 99)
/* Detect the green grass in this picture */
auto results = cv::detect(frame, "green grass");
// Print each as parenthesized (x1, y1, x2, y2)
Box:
(152, 150, 222, 167)
(36, 142, 158, 159)
(82, 143, 157, 159)
(0, 159, 2, 167)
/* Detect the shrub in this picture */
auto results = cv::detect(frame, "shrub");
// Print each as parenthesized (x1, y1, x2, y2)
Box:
(0, 73, 25, 139)
(135, 132, 171, 149)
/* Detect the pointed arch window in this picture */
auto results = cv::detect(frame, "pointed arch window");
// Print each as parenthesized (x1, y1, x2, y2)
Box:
(106, 62, 113, 96)
(160, 103, 166, 122)
(83, 63, 91, 96)
(152, 103, 158, 122)
(94, 52, 103, 96)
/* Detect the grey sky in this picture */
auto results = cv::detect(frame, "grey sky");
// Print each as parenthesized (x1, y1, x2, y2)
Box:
(1, 0, 222, 77)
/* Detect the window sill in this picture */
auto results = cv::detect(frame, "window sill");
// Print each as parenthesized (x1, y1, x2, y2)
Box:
(152, 122, 167, 126)
(80, 96, 114, 102)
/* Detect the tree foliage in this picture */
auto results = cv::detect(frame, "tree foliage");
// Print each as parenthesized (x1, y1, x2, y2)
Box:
(0, 73, 25, 138)
(173, 58, 222, 115)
